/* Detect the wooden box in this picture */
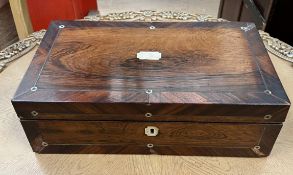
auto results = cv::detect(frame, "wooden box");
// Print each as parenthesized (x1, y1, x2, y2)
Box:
(12, 21, 290, 157)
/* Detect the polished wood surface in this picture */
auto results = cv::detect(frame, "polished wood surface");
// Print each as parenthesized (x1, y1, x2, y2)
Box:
(1, 45, 293, 174)
(22, 120, 281, 156)
(11, 103, 290, 123)
(40, 27, 263, 91)
(12, 21, 290, 124)
(10, 21, 290, 156)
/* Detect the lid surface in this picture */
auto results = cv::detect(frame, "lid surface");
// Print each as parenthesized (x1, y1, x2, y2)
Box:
(12, 21, 290, 121)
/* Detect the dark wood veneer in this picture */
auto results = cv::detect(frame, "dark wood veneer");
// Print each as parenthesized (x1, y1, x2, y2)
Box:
(12, 21, 290, 156)
(13, 102, 289, 123)
(21, 120, 282, 157)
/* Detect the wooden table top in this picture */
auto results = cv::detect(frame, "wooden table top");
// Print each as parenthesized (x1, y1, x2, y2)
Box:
(0, 47, 292, 174)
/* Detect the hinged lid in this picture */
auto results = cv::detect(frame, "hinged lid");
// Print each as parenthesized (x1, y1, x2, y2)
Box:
(12, 21, 290, 122)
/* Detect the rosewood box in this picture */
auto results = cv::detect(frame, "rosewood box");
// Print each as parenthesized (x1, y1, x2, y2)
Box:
(12, 21, 290, 157)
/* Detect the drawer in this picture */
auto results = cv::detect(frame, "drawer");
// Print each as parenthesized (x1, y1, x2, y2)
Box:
(21, 120, 281, 156)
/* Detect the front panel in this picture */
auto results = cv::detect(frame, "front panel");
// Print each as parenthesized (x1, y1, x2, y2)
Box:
(21, 120, 282, 156)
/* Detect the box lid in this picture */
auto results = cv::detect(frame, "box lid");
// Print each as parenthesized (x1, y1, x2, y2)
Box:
(12, 21, 290, 122)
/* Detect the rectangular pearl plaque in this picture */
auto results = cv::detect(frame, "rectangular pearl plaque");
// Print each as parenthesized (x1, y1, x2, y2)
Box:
(137, 51, 162, 60)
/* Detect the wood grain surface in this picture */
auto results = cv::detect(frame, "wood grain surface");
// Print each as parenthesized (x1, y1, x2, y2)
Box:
(21, 120, 281, 157)
(0, 46, 293, 174)
(41, 27, 261, 91)
(9, 21, 290, 157)
(11, 22, 290, 127)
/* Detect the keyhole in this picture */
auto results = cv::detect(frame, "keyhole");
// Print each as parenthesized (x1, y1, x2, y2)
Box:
(145, 126, 159, 136)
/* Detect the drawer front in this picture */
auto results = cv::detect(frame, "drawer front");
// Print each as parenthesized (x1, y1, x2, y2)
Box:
(21, 120, 281, 156)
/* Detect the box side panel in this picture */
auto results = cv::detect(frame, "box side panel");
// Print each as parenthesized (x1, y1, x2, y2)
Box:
(14, 102, 289, 123)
